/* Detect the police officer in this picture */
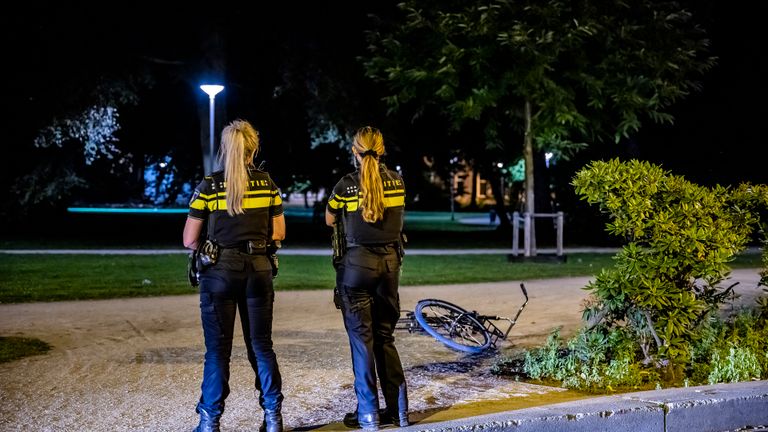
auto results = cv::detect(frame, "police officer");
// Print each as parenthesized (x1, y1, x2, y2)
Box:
(325, 126, 409, 430)
(183, 119, 285, 432)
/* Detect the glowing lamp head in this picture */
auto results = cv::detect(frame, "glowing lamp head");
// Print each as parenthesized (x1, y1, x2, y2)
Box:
(200, 85, 224, 98)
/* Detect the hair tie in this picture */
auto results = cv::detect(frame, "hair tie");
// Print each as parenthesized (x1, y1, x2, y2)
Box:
(361, 150, 378, 158)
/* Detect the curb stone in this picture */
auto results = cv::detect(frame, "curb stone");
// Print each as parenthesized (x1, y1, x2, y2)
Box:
(395, 380, 768, 432)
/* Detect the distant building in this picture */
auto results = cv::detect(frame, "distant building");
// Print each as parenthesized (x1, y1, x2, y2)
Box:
(422, 156, 511, 209)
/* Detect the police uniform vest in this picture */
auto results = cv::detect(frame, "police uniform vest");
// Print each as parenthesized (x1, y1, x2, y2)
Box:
(327, 164, 405, 246)
(188, 169, 283, 249)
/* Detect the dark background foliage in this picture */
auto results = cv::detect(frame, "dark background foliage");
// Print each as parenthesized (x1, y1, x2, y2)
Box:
(2, 1, 764, 246)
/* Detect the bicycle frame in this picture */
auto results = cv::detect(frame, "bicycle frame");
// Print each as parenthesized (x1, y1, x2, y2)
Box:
(477, 283, 529, 347)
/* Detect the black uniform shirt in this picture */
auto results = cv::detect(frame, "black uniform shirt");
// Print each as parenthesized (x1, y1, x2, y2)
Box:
(188, 169, 283, 248)
(327, 164, 405, 246)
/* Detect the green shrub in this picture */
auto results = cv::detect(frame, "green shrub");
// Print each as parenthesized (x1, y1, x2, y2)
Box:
(520, 327, 659, 391)
(690, 311, 768, 384)
(758, 238, 768, 318)
(508, 159, 768, 392)
(572, 159, 768, 366)
(706, 346, 762, 384)
(762, 238, 768, 288)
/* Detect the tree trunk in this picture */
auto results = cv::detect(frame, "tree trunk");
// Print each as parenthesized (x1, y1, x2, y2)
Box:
(523, 100, 536, 253)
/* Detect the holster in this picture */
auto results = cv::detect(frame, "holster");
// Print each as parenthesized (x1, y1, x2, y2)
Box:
(332, 221, 346, 269)
(396, 232, 407, 264)
(187, 251, 200, 287)
(267, 241, 281, 278)
(196, 239, 220, 269)
(333, 286, 342, 310)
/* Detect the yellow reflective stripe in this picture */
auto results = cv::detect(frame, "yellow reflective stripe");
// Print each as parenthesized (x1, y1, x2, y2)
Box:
(243, 196, 274, 209)
(340, 196, 403, 210)
(244, 191, 272, 197)
(190, 199, 206, 211)
(334, 193, 357, 202)
(208, 199, 226, 210)
(203, 189, 281, 208)
(329, 192, 358, 209)
(384, 196, 405, 207)
(206, 199, 217, 212)
(197, 192, 216, 199)
(384, 188, 405, 196)
(346, 201, 401, 211)
(207, 197, 274, 210)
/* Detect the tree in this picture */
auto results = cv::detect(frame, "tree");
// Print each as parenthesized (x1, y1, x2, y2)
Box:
(363, 0, 715, 241)
(5, 3, 200, 219)
(8, 74, 151, 219)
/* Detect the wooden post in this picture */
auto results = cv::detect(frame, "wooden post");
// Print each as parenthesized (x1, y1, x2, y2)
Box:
(512, 211, 520, 256)
(556, 211, 564, 256)
(524, 212, 532, 257)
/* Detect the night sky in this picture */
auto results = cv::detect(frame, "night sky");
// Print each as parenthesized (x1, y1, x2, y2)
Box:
(5, 0, 766, 208)
(630, 0, 766, 187)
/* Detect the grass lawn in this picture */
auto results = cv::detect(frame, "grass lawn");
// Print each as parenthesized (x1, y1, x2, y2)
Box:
(0, 336, 51, 363)
(0, 252, 762, 303)
(0, 210, 586, 250)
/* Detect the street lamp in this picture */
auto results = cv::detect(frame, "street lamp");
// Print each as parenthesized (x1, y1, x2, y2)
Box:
(200, 84, 224, 174)
(496, 162, 505, 205)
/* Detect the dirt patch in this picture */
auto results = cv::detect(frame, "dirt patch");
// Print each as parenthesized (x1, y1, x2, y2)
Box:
(0, 270, 762, 431)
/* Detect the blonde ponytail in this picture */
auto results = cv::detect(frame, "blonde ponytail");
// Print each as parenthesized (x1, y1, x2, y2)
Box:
(218, 119, 260, 216)
(353, 126, 385, 223)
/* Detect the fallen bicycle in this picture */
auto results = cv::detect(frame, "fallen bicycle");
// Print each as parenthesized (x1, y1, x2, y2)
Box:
(397, 283, 529, 354)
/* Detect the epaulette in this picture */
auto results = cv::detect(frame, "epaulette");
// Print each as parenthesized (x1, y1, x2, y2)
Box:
(206, 171, 225, 193)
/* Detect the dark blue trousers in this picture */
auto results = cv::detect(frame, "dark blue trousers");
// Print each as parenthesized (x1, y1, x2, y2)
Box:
(338, 246, 408, 416)
(196, 250, 283, 419)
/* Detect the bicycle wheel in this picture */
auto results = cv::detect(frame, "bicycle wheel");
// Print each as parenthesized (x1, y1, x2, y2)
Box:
(413, 299, 491, 354)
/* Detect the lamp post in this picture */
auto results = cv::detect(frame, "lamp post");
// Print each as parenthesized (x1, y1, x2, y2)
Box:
(200, 84, 224, 174)
(497, 162, 505, 206)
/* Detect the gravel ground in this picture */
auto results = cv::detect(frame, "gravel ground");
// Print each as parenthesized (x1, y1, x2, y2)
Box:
(0, 269, 763, 431)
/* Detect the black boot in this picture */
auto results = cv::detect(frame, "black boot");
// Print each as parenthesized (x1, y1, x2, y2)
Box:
(392, 411, 409, 427)
(379, 409, 409, 428)
(193, 408, 220, 432)
(259, 408, 283, 432)
(357, 411, 380, 431)
(343, 411, 379, 430)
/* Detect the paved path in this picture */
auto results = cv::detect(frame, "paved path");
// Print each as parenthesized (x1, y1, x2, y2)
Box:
(1, 247, 764, 431)
(0, 275, 598, 431)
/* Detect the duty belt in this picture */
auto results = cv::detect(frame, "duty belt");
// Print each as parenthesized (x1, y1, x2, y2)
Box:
(222, 240, 267, 255)
(348, 241, 398, 248)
